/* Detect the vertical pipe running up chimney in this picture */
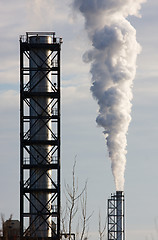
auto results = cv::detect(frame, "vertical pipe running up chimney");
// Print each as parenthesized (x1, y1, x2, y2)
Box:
(29, 35, 52, 237)
(116, 191, 124, 240)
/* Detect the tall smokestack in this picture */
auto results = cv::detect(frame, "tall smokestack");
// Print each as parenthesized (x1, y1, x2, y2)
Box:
(107, 191, 125, 240)
(116, 191, 124, 240)
(20, 32, 62, 239)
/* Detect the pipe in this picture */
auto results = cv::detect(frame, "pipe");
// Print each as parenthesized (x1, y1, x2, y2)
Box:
(116, 191, 124, 240)
(30, 35, 52, 237)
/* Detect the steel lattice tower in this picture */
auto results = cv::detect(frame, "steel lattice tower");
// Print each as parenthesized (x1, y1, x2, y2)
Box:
(107, 191, 125, 240)
(20, 32, 62, 239)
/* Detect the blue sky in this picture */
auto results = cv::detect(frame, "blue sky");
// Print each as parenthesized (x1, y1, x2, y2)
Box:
(0, 1, 158, 240)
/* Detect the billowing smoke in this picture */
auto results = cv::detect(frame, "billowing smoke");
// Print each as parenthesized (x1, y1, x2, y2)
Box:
(72, 0, 145, 190)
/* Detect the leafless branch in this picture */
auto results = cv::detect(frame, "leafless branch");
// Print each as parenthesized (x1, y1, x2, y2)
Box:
(80, 184, 93, 240)
(98, 211, 106, 240)
(62, 160, 90, 240)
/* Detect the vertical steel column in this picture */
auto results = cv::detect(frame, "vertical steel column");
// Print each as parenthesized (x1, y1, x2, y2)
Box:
(116, 191, 124, 240)
(20, 32, 62, 239)
(107, 191, 125, 240)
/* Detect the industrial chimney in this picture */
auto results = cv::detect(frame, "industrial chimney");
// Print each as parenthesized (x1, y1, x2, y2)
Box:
(20, 32, 62, 239)
(107, 191, 125, 240)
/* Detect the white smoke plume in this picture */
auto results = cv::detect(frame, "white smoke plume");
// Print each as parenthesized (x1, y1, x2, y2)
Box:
(72, 0, 146, 191)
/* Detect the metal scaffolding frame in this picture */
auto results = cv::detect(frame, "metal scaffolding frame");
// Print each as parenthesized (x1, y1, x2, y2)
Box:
(107, 191, 125, 240)
(20, 32, 62, 239)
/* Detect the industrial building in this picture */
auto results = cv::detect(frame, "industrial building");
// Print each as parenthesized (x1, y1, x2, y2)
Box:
(0, 220, 20, 240)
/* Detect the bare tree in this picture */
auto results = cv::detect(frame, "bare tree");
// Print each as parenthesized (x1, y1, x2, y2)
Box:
(79, 186, 93, 240)
(62, 160, 91, 240)
(98, 211, 106, 240)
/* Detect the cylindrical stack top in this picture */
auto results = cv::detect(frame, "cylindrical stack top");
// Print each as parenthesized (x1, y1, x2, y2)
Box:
(116, 191, 124, 197)
(20, 32, 63, 44)
(29, 35, 52, 44)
